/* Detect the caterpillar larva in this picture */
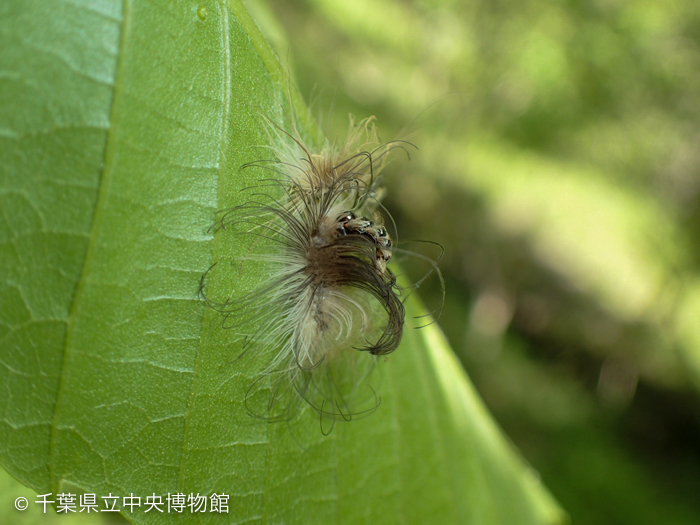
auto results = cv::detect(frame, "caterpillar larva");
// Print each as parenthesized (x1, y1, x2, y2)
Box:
(200, 111, 414, 429)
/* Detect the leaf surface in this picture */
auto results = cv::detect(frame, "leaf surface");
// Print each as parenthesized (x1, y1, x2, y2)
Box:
(0, 1, 564, 523)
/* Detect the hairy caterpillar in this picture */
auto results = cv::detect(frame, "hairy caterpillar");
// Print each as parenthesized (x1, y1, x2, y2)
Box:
(200, 112, 416, 428)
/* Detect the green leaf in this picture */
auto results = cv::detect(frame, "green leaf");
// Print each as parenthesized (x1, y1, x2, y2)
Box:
(0, 466, 114, 525)
(0, 0, 564, 523)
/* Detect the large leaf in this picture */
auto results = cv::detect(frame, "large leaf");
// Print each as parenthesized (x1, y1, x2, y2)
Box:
(0, 0, 564, 523)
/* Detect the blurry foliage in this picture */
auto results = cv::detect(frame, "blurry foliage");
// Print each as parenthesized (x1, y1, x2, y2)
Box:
(257, 0, 700, 522)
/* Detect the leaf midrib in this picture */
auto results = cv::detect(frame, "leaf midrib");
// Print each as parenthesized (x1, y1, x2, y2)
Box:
(177, 0, 233, 495)
(48, 0, 129, 495)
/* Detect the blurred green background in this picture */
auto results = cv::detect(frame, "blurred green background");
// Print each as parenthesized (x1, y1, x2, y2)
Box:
(251, 0, 700, 523)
